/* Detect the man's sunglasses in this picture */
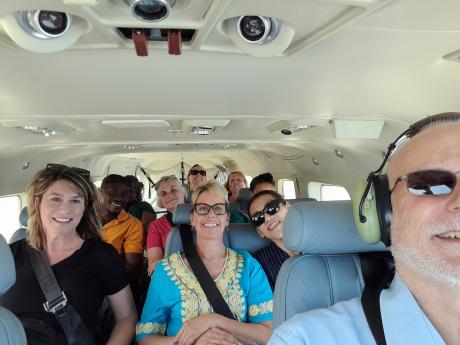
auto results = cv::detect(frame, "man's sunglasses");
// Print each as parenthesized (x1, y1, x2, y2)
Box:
(189, 169, 206, 177)
(250, 199, 283, 227)
(391, 169, 460, 196)
(46, 163, 91, 178)
(194, 203, 227, 215)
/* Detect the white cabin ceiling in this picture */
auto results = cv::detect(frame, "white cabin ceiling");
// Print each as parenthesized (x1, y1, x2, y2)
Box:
(0, 0, 460, 194)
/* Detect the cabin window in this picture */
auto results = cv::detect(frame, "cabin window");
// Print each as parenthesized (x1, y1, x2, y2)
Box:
(280, 179, 296, 199)
(320, 185, 351, 201)
(0, 195, 21, 242)
(308, 181, 351, 201)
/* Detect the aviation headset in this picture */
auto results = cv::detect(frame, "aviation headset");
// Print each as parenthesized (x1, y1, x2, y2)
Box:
(352, 112, 460, 247)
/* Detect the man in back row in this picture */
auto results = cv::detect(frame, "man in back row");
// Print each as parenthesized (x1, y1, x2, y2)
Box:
(270, 113, 460, 345)
(98, 175, 144, 287)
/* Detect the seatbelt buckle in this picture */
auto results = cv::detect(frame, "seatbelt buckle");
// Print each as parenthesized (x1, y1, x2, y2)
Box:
(43, 291, 68, 314)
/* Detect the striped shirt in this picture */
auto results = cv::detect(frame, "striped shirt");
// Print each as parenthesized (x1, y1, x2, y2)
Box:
(253, 243, 289, 290)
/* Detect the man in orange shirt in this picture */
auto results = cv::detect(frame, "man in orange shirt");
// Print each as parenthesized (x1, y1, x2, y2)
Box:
(99, 174, 144, 288)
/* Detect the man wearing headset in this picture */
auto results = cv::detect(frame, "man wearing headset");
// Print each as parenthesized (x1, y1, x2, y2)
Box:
(269, 113, 460, 345)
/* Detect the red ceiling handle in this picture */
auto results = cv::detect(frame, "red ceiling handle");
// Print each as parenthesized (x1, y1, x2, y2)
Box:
(132, 29, 148, 57)
(168, 29, 182, 55)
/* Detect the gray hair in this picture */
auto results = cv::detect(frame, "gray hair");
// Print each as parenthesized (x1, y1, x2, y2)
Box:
(155, 175, 186, 209)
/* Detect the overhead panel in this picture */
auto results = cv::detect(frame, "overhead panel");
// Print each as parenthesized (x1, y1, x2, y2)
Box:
(0, 0, 395, 56)
(333, 119, 385, 139)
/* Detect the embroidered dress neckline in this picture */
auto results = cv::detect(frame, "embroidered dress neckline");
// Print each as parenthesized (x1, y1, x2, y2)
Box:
(179, 248, 230, 282)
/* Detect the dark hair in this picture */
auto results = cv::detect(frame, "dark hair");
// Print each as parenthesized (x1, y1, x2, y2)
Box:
(125, 175, 144, 201)
(249, 172, 275, 192)
(247, 190, 285, 216)
(409, 112, 460, 137)
(101, 174, 130, 189)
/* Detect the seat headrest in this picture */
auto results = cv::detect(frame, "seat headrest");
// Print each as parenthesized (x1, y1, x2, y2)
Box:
(172, 203, 193, 225)
(227, 224, 271, 253)
(0, 234, 16, 294)
(284, 200, 386, 254)
(236, 188, 251, 202)
(19, 207, 28, 227)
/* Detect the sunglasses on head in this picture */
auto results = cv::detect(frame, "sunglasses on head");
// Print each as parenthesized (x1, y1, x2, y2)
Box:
(194, 203, 227, 215)
(189, 169, 206, 177)
(391, 169, 460, 196)
(250, 199, 283, 227)
(46, 163, 91, 178)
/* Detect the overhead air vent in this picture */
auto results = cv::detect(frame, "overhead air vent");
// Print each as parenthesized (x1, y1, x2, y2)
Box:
(118, 28, 195, 42)
(123, 0, 176, 22)
(223, 16, 294, 57)
(1, 11, 87, 53)
(236, 16, 280, 45)
(16, 10, 72, 39)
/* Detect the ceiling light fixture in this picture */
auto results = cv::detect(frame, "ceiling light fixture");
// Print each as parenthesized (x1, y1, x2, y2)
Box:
(167, 129, 182, 134)
(16, 125, 57, 137)
(190, 126, 215, 135)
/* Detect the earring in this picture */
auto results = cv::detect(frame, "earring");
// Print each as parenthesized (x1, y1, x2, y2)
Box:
(225, 226, 229, 232)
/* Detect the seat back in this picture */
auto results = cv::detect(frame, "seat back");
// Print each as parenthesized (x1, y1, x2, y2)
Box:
(0, 234, 27, 344)
(9, 207, 28, 244)
(287, 197, 316, 204)
(164, 203, 270, 257)
(272, 200, 387, 329)
(235, 188, 250, 213)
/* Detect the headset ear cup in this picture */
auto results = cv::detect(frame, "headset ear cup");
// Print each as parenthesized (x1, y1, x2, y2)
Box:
(352, 179, 381, 244)
(373, 175, 392, 246)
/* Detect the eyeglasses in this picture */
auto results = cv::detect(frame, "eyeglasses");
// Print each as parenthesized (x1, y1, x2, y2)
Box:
(391, 169, 460, 196)
(194, 203, 227, 215)
(46, 163, 90, 178)
(250, 199, 283, 227)
(189, 169, 206, 177)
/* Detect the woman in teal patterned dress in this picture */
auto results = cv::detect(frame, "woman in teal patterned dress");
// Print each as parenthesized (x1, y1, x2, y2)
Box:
(136, 181, 273, 345)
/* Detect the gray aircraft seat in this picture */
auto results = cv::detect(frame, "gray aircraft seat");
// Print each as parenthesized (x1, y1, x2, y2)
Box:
(164, 203, 270, 258)
(286, 197, 316, 203)
(0, 234, 27, 344)
(272, 200, 387, 329)
(235, 188, 251, 213)
(236, 188, 250, 202)
(9, 207, 28, 244)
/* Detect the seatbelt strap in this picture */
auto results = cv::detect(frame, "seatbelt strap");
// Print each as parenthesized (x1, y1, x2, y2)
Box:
(179, 224, 237, 320)
(360, 252, 395, 345)
(26, 245, 95, 345)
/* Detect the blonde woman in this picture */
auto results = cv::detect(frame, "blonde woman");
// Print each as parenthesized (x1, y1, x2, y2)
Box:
(137, 181, 273, 345)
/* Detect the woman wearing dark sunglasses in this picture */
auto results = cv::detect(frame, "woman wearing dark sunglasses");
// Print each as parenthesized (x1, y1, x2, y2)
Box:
(186, 164, 207, 192)
(137, 181, 273, 345)
(247, 190, 297, 290)
(0, 164, 137, 345)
